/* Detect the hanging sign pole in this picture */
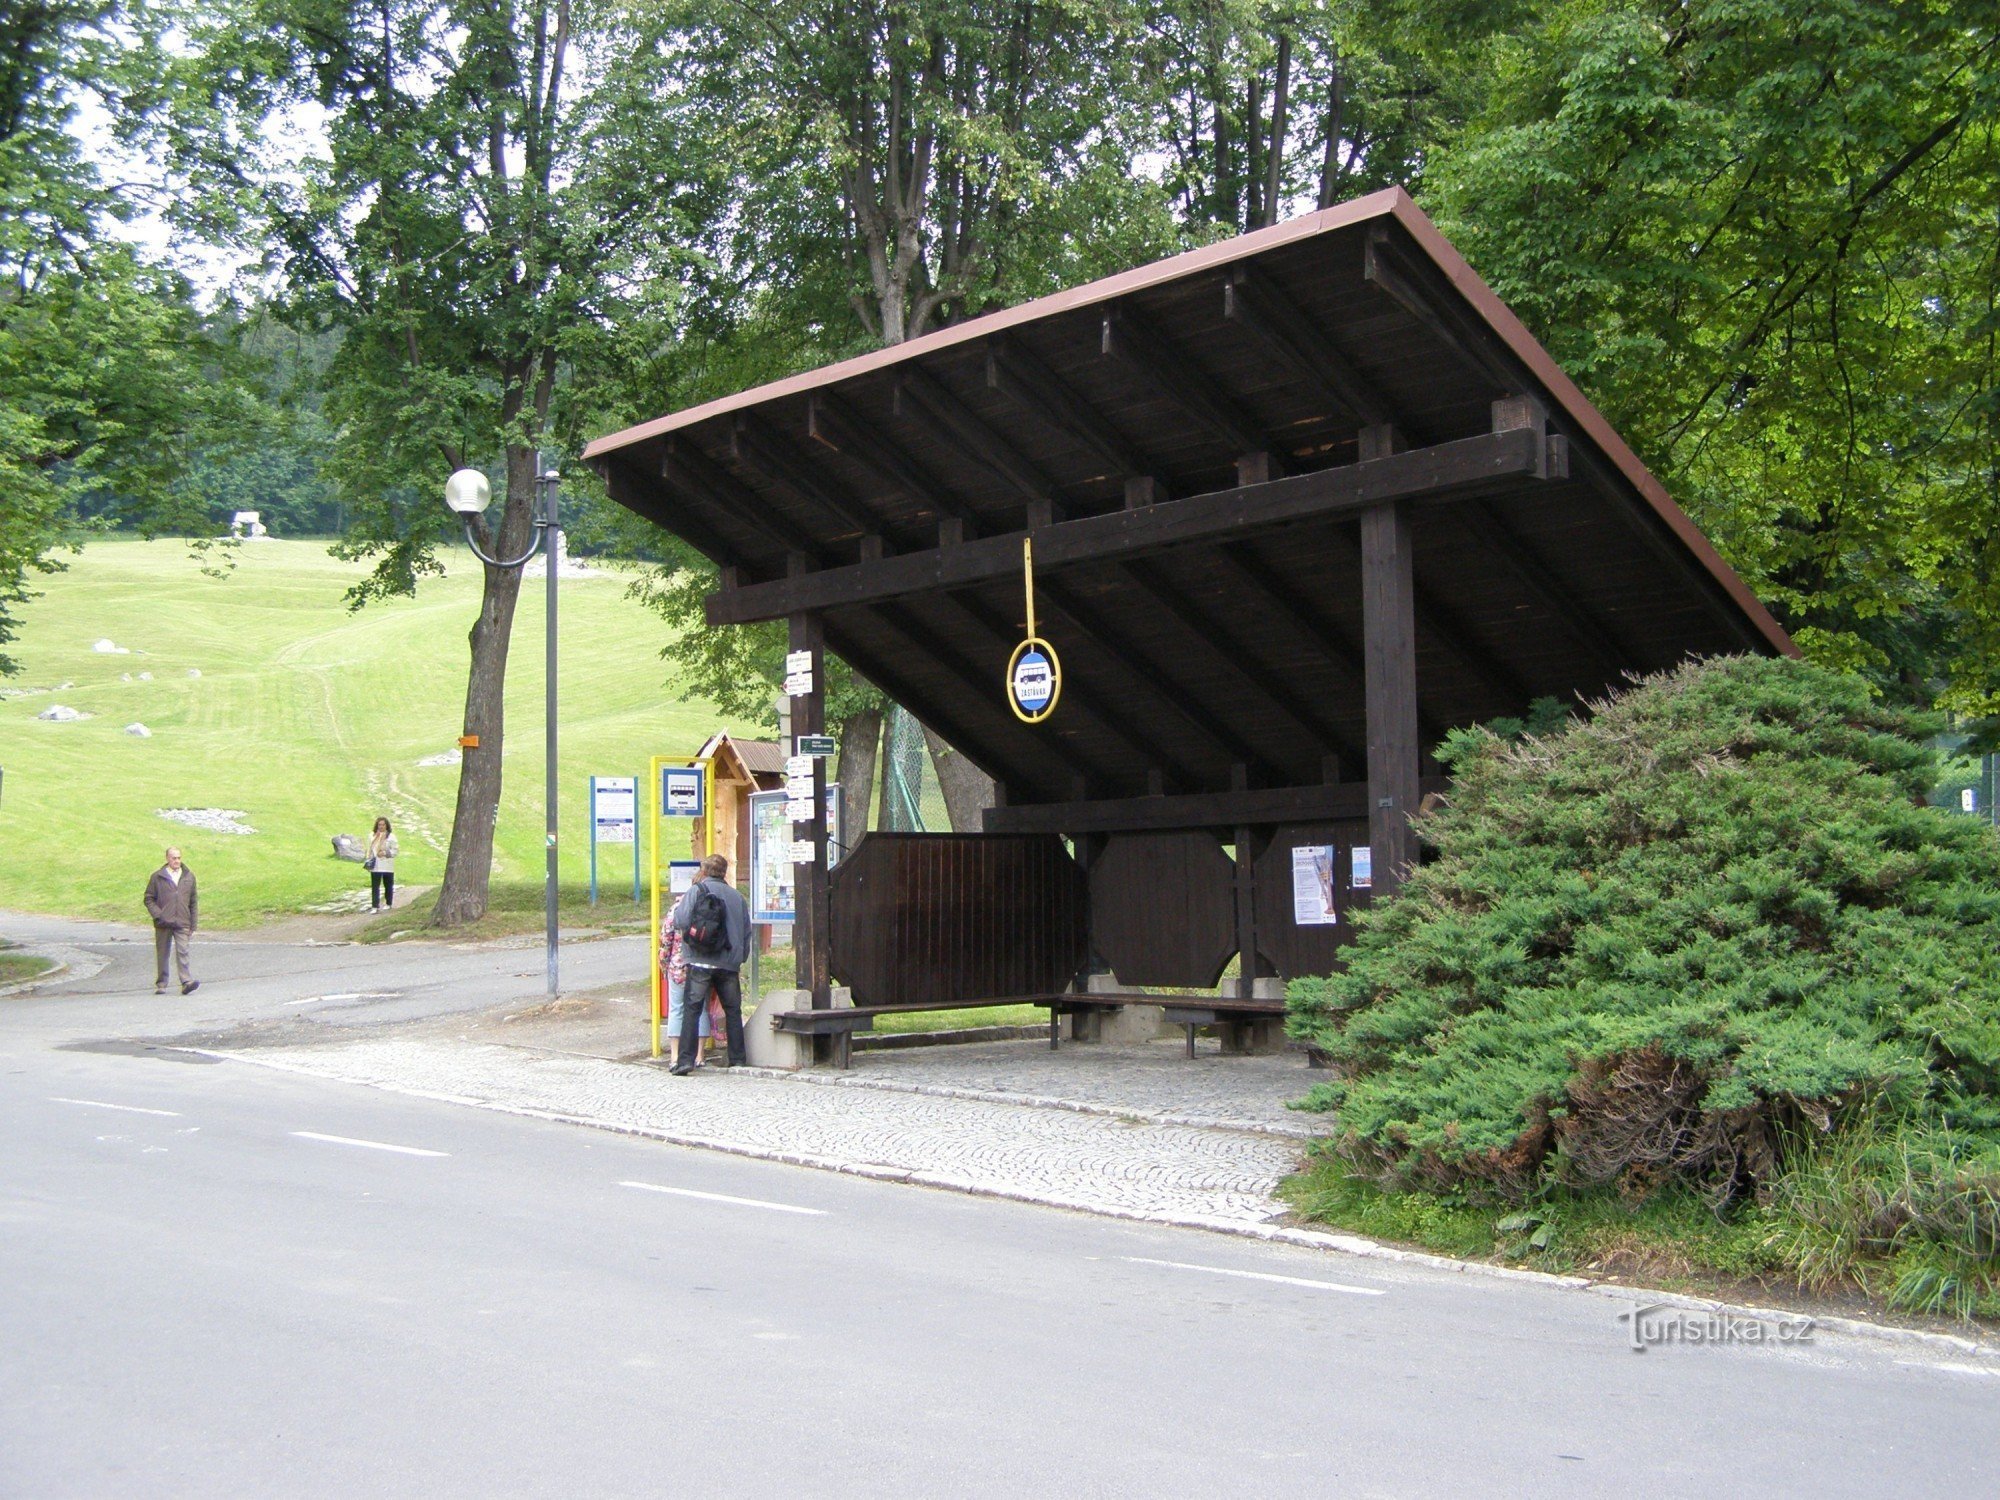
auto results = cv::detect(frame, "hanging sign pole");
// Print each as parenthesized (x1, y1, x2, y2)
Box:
(1007, 536, 1062, 723)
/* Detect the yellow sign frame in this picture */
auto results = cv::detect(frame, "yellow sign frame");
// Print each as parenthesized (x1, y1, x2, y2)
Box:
(1008, 537, 1062, 724)
(648, 752, 716, 1058)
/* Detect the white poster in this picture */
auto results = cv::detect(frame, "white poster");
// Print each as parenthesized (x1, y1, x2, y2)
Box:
(1291, 845, 1338, 926)
(591, 776, 636, 844)
(1351, 845, 1373, 890)
(668, 860, 701, 897)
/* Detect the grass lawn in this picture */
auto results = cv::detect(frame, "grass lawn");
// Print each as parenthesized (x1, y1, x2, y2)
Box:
(0, 538, 753, 926)
(355, 881, 654, 944)
(0, 952, 58, 986)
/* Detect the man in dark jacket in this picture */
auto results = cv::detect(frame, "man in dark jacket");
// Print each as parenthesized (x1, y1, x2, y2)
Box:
(143, 846, 200, 995)
(668, 852, 750, 1073)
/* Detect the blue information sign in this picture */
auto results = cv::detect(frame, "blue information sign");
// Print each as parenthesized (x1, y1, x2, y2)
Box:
(660, 765, 704, 818)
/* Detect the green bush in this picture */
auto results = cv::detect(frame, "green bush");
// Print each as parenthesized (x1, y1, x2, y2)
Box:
(1290, 655, 2000, 1229)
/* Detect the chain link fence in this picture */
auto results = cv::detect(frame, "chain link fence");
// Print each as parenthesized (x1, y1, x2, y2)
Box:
(877, 704, 953, 832)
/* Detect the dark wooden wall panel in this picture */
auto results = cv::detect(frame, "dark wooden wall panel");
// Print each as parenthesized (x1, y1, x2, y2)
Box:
(829, 833, 1087, 1005)
(1253, 819, 1374, 978)
(1090, 831, 1239, 988)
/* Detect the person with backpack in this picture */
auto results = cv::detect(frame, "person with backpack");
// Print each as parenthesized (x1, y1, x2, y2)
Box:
(668, 852, 750, 1074)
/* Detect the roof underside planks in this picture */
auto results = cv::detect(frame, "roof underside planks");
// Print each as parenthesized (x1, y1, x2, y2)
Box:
(589, 188, 1795, 808)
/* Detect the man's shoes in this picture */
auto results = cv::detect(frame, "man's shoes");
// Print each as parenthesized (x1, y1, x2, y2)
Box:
(155, 986, 168, 995)
(181, 980, 200, 995)
(668, 1065, 693, 1076)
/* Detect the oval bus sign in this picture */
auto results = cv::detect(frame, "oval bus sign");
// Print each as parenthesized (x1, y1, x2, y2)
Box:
(1007, 637, 1061, 723)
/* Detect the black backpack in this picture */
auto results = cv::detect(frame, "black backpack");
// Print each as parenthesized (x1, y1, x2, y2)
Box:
(684, 882, 729, 957)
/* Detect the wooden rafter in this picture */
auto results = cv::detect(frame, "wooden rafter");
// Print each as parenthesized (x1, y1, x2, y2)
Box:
(728, 416, 883, 542)
(1036, 577, 1289, 783)
(893, 366, 1063, 510)
(662, 438, 824, 561)
(805, 392, 981, 533)
(984, 340, 1157, 481)
(1222, 267, 1397, 430)
(926, 591, 1195, 786)
(706, 427, 1549, 626)
(1101, 304, 1268, 457)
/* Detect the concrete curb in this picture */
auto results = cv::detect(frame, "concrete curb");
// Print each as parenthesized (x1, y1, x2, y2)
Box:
(207, 1045, 2000, 1366)
(0, 956, 68, 997)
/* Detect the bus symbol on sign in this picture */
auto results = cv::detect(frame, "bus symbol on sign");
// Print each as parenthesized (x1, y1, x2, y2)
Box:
(1007, 637, 1061, 723)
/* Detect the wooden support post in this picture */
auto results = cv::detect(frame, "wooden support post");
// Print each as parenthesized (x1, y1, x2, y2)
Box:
(1123, 475, 1164, 509)
(788, 612, 833, 1017)
(1236, 451, 1276, 487)
(1361, 502, 1420, 893)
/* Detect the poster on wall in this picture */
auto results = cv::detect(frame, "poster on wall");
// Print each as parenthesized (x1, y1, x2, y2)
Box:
(1351, 845, 1373, 890)
(747, 786, 842, 924)
(1291, 844, 1338, 926)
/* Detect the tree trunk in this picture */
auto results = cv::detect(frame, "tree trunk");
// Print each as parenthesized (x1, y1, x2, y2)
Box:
(922, 724, 994, 832)
(431, 445, 539, 926)
(836, 706, 881, 851)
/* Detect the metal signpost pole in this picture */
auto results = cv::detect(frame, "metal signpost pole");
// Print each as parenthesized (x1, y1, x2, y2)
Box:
(543, 466, 561, 1005)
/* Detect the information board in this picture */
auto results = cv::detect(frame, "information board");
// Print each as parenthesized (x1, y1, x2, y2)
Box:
(747, 785, 841, 924)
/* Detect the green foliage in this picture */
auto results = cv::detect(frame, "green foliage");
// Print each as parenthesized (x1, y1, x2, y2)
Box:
(1291, 656, 2000, 1243)
(1415, 0, 2000, 709)
(0, 0, 251, 670)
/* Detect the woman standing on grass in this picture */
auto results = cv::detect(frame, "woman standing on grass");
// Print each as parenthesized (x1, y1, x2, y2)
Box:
(367, 817, 398, 910)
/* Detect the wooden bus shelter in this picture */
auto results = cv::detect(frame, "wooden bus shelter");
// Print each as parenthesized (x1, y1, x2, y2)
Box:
(585, 188, 1794, 1053)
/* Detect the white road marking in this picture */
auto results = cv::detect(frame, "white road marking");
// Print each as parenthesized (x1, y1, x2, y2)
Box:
(285, 991, 399, 1006)
(1122, 1256, 1386, 1297)
(291, 1131, 448, 1158)
(619, 1181, 827, 1216)
(1900, 1360, 2000, 1380)
(52, 1097, 181, 1118)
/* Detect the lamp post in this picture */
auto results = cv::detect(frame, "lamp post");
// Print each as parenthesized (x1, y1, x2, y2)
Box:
(443, 460, 562, 1003)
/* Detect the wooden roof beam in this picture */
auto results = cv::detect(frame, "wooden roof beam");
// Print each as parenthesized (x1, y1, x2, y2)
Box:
(984, 341, 1159, 483)
(602, 455, 748, 575)
(864, 601, 1103, 786)
(728, 415, 884, 544)
(822, 619, 1023, 791)
(805, 392, 982, 536)
(1101, 304, 1270, 459)
(934, 590, 1205, 787)
(1116, 558, 1368, 769)
(663, 437, 825, 562)
(893, 366, 1065, 519)
(1223, 267, 1398, 431)
(987, 776, 1452, 835)
(1364, 225, 1518, 393)
(1211, 541, 1448, 748)
(1036, 577, 1290, 784)
(706, 426, 1550, 626)
(1460, 501, 1633, 676)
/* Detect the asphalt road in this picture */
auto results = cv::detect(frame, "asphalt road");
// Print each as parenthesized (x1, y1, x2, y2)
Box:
(4, 916, 1997, 1498)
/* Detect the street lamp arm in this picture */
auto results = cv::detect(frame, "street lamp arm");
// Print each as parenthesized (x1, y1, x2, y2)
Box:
(460, 517, 548, 570)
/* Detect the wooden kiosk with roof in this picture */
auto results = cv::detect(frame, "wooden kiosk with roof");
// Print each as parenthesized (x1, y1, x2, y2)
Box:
(586, 188, 1794, 1067)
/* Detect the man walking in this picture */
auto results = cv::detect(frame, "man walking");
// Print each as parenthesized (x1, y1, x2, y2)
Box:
(143, 846, 200, 995)
(668, 853, 749, 1073)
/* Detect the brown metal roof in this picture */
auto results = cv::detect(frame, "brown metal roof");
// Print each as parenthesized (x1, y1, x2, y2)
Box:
(589, 189, 1794, 807)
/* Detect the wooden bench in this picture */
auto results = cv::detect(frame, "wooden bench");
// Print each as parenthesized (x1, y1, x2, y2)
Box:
(770, 991, 1288, 1068)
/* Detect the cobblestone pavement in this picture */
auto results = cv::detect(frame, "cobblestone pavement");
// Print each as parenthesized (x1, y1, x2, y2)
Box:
(785, 1037, 1323, 1138)
(216, 1036, 1304, 1229)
